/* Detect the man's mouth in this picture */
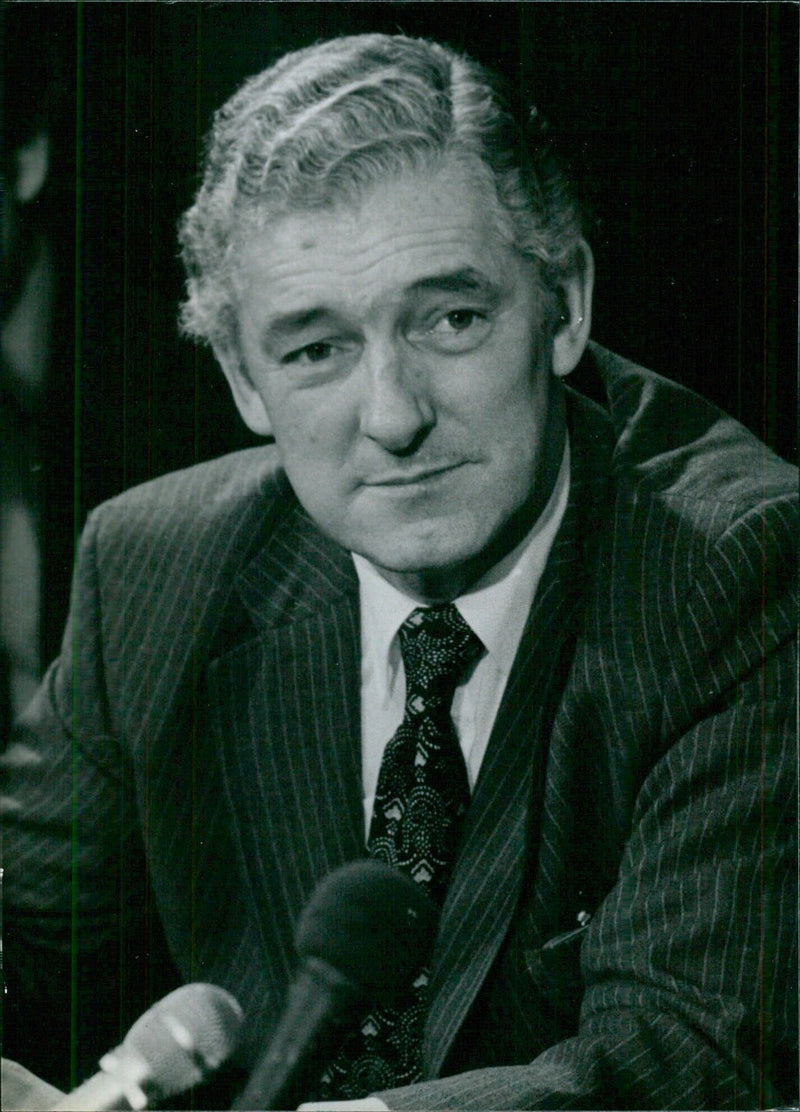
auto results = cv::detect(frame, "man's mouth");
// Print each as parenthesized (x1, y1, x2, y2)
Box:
(364, 463, 466, 487)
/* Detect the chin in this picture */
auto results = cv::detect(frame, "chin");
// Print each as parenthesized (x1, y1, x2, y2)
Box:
(359, 525, 489, 579)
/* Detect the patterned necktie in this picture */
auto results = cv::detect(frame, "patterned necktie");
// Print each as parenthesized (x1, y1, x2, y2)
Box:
(317, 603, 483, 1099)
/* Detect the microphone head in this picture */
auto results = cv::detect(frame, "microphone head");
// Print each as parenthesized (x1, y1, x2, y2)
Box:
(295, 861, 438, 996)
(121, 983, 243, 1101)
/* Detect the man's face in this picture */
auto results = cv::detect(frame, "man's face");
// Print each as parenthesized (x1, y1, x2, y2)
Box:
(226, 162, 568, 600)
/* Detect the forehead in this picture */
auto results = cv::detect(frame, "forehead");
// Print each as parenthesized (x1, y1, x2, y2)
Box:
(231, 163, 526, 319)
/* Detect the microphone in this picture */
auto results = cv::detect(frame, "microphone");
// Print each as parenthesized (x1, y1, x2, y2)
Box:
(52, 983, 243, 1110)
(233, 860, 438, 1110)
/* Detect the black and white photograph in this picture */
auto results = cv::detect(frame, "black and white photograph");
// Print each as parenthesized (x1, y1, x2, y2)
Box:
(2, 4, 797, 1110)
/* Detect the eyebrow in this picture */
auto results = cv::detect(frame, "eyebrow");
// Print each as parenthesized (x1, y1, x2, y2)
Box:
(406, 267, 501, 298)
(261, 308, 335, 345)
(260, 267, 503, 347)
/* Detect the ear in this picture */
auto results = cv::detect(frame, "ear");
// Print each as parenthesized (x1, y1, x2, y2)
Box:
(15, 132, 50, 204)
(551, 238, 594, 378)
(212, 341, 273, 436)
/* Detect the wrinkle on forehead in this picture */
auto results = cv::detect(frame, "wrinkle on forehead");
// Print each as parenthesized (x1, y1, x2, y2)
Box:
(230, 167, 531, 331)
(229, 161, 519, 282)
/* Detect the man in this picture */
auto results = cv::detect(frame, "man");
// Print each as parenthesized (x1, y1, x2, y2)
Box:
(3, 33, 797, 1110)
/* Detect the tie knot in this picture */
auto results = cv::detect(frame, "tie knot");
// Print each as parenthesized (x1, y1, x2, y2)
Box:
(399, 604, 483, 712)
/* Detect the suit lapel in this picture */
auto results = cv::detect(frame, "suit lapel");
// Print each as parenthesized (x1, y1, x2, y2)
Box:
(206, 503, 364, 1045)
(424, 390, 614, 1075)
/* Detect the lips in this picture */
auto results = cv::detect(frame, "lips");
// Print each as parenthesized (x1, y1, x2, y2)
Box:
(364, 463, 465, 487)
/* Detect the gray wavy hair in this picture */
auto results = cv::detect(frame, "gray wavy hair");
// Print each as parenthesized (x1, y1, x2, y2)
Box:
(178, 33, 583, 350)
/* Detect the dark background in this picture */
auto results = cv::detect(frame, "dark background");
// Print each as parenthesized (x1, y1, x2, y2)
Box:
(4, 1, 798, 659)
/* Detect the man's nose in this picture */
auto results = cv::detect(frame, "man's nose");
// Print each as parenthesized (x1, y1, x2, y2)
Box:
(358, 341, 434, 453)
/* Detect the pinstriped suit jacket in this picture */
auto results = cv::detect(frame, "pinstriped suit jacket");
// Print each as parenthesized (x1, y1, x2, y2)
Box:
(3, 346, 797, 1109)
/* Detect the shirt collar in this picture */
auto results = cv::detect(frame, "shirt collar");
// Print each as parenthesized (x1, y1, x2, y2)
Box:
(353, 437, 570, 686)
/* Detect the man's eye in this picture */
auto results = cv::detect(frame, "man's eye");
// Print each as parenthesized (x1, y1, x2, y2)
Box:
(436, 309, 482, 333)
(284, 341, 334, 365)
(414, 307, 491, 353)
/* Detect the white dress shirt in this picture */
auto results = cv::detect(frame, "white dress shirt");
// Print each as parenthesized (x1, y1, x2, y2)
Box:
(352, 438, 570, 838)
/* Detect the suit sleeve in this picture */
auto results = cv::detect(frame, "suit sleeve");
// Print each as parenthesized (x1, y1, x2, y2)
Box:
(381, 494, 798, 1110)
(1, 509, 173, 1090)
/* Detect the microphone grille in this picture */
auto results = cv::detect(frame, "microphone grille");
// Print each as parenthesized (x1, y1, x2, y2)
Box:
(124, 983, 243, 1099)
(296, 860, 438, 995)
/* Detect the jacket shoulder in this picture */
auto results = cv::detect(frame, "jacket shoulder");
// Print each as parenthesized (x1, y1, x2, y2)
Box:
(79, 446, 293, 649)
(92, 445, 285, 533)
(573, 347, 797, 700)
(576, 344, 797, 537)
(84, 445, 292, 578)
(65, 447, 292, 741)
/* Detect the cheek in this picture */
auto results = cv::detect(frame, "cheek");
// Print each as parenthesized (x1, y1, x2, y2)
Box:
(269, 394, 352, 477)
(455, 338, 550, 433)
